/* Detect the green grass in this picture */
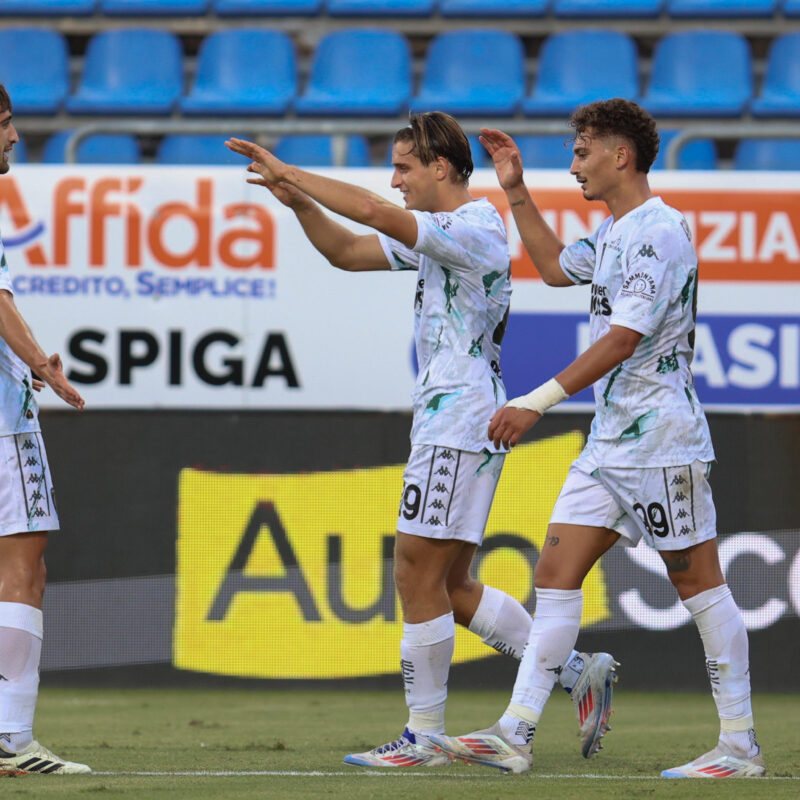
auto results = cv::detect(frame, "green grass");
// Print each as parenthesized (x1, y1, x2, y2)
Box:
(1, 687, 797, 799)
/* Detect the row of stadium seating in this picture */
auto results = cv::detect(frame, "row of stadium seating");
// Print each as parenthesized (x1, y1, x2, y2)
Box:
(5, 27, 800, 118)
(2, 0, 799, 17)
(11, 131, 800, 170)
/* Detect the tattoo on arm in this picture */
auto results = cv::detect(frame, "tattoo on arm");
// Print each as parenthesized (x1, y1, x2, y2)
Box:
(510, 198, 527, 208)
(546, 536, 560, 547)
(662, 552, 692, 573)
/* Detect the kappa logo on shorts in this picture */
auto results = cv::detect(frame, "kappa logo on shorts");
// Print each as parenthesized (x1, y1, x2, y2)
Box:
(438, 449, 456, 460)
(435, 466, 452, 476)
(432, 482, 450, 493)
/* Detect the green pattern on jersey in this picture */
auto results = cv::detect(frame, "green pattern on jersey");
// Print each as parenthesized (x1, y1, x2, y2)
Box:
(425, 391, 459, 413)
(468, 334, 484, 357)
(680, 271, 696, 309)
(602, 364, 624, 407)
(482, 269, 507, 298)
(442, 267, 459, 313)
(620, 409, 659, 440)
(656, 346, 679, 374)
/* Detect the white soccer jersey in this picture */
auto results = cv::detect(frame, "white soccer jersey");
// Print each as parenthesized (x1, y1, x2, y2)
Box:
(379, 198, 511, 453)
(559, 196, 714, 468)
(0, 232, 40, 436)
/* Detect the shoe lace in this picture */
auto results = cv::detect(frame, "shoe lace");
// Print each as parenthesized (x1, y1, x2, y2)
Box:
(373, 735, 412, 755)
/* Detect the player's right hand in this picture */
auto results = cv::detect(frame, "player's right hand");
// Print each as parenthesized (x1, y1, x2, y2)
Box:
(39, 353, 85, 411)
(488, 404, 540, 449)
(480, 128, 525, 191)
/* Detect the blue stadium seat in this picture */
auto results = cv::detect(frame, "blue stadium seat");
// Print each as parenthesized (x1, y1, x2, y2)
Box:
(514, 135, 575, 169)
(666, 0, 778, 16)
(0, 0, 95, 14)
(734, 138, 800, 170)
(66, 30, 182, 115)
(552, 0, 663, 17)
(214, 0, 322, 13)
(441, 0, 548, 15)
(523, 30, 639, 116)
(411, 30, 525, 116)
(295, 30, 410, 117)
(785, 0, 800, 16)
(0, 28, 69, 115)
(181, 29, 296, 116)
(642, 31, 752, 117)
(9, 136, 27, 165)
(274, 135, 370, 167)
(384, 134, 488, 167)
(156, 135, 251, 165)
(651, 130, 718, 169)
(750, 33, 800, 117)
(327, 0, 434, 14)
(42, 132, 141, 164)
(101, 0, 211, 13)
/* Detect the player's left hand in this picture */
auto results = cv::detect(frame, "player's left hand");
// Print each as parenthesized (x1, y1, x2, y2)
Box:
(32, 378, 45, 392)
(489, 405, 541, 449)
(225, 137, 286, 184)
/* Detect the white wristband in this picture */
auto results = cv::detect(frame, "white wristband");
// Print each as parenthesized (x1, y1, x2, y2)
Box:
(506, 378, 569, 415)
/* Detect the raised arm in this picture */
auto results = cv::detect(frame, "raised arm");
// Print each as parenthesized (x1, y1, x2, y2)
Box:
(0, 290, 84, 410)
(227, 138, 418, 251)
(480, 128, 572, 287)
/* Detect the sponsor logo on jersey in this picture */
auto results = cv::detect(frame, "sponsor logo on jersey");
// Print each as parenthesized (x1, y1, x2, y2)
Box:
(620, 271, 657, 302)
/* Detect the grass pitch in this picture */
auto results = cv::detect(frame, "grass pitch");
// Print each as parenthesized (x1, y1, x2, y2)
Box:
(1, 686, 797, 799)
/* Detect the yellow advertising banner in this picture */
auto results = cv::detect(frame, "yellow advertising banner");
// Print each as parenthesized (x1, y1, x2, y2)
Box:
(174, 431, 610, 678)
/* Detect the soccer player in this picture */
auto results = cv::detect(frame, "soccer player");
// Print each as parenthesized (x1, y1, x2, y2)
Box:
(0, 86, 91, 776)
(227, 112, 618, 767)
(429, 99, 765, 779)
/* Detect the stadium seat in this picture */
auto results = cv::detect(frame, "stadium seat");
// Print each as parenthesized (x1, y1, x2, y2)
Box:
(0, 0, 96, 14)
(411, 30, 525, 116)
(181, 29, 296, 116)
(441, 0, 548, 15)
(750, 33, 800, 117)
(666, 0, 778, 16)
(156, 135, 252, 165)
(785, 0, 800, 16)
(42, 132, 141, 164)
(642, 31, 752, 117)
(66, 30, 183, 115)
(552, 0, 663, 17)
(214, 0, 322, 13)
(0, 28, 69, 115)
(101, 0, 211, 13)
(384, 134, 488, 168)
(523, 30, 640, 116)
(513, 135, 575, 169)
(734, 138, 800, 170)
(294, 30, 410, 117)
(327, 0, 435, 14)
(651, 130, 718, 169)
(274, 135, 370, 167)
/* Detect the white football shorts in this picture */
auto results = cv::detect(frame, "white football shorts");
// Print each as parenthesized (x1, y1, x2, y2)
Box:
(550, 459, 717, 551)
(397, 444, 505, 545)
(0, 432, 60, 537)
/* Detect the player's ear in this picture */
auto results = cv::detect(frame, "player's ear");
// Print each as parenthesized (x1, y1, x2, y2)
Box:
(434, 155, 449, 182)
(616, 143, 633, 170)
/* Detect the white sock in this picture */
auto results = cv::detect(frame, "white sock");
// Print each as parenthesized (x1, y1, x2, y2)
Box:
(505, 588, 583, 724)
(683, 584, 757, 756)
(401, 612, 454, 736)
(557, 650, 585, 693)
(0, 602, 43, 753)
(468, 585, 531, 660)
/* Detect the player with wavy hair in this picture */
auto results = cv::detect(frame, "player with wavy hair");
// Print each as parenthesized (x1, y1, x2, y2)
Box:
(431, 99, 764, 779)
(227, 112, 619, 768)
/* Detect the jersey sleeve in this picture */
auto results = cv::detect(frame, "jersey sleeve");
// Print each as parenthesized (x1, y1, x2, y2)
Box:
(410, 209, 500, 273)
(610, 222, 686, 336)
(378, 232, 421, 272)
(558, 233, 598, 285)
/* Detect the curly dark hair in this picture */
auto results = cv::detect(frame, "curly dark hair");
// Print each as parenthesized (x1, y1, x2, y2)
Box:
(570, 98, 659, 173)
(393, 111, 473, 185)
(0, 84, 11, 114)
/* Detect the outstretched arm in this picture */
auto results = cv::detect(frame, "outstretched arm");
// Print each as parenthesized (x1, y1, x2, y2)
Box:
(0, 291, 84, 410)
(256, 179, 389, 271)
(480, 128, 572, 287)
(488, 325, 642, 448)
(227, 138, 418, 250)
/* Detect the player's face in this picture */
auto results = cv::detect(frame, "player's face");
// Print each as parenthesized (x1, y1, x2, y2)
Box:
(390, 143, 440, 212)
(569, 130, 621, 202)
(0, 109, 19, 175)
